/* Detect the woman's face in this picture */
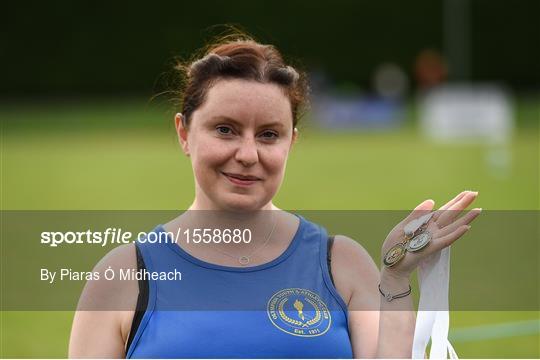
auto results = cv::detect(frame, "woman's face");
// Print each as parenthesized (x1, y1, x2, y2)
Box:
(176, 79, 297, 212)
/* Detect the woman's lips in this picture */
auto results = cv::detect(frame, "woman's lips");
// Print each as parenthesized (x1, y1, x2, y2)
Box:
(222, 172, 260, 186)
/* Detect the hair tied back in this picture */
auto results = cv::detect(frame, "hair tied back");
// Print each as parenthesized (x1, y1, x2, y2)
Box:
(188, 53, 232, 77)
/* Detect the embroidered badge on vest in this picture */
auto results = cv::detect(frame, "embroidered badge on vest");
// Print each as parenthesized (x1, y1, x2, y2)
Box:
(267, 288, 331, 337)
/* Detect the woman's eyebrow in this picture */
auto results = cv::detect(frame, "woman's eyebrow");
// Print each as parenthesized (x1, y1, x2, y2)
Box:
(210, 116, 285, 129)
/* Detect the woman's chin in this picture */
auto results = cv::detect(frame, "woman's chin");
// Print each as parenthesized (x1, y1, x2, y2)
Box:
(217, 193, 268, 212)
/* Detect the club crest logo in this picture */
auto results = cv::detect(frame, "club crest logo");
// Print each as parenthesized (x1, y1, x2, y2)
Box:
(267, 288, 331, 337)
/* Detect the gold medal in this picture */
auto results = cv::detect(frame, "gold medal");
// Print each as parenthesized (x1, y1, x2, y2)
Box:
(383, 213, 434, 267)
(383, 243, 407, 267)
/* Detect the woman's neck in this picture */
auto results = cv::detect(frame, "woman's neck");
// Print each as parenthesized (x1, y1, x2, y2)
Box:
(188, 197, 278, 212)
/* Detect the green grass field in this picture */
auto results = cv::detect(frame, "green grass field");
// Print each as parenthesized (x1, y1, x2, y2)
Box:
(1, 99, 539, 357)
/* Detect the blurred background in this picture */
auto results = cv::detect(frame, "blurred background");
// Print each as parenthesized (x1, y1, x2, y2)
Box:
(2, 0, 539, 357)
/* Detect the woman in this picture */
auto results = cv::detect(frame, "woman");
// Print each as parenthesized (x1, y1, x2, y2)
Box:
(69, 33, 481, 358)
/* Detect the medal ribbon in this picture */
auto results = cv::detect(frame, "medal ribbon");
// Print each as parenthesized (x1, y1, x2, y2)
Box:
(412, 246, 458, 359)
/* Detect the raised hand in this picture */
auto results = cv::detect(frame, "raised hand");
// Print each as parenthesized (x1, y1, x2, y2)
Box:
(380, 191, 482, 279)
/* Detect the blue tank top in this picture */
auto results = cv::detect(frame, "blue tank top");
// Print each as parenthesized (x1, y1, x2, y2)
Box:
(127, 214, 353, 358)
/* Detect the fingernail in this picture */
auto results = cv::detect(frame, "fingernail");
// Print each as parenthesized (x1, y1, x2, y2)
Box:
(466, 225, 471, 230)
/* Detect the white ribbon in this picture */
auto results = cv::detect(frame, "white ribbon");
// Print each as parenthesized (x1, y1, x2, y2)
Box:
(412, 246, 458, 359)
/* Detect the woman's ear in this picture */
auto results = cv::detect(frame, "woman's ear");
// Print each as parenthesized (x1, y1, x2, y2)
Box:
(175, 113, 190, 156)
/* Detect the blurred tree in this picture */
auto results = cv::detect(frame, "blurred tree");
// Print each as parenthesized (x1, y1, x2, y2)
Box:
(2, 0, 538, 96)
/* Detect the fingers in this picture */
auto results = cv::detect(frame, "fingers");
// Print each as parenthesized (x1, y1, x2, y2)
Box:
(432, 191, 475, 222)
(440, 191, 470, 211)
(435, 191, 479, 227)
(437, 208, 482, 237)
(403, 199, 435, 224)
(427, 225, 470, 254)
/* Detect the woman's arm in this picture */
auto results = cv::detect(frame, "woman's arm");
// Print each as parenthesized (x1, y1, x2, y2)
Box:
(69, 310, 127, 358)
(334, 236, 460, 359)
(376, 269, 416, 358)
(333, 191, 481, 359)
(332, 236, 417, 358)
(69, 244, 138, 358)
(331, 235, 380, 358)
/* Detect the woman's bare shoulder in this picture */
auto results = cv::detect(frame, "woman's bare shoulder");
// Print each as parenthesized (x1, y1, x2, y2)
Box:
(69, 244, 139, 358)
(95, 242, 138, 271)
(84, 243, 139, 325)
(329, 235, 380, 306)
(81, 243, 139, 301)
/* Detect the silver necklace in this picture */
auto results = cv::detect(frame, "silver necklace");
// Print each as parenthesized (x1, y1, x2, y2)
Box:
(209, 212, 277, 266)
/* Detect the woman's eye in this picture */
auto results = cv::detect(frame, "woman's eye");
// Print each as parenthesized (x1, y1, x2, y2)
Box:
(260, 131, 278, 139)
(216, 126, 233, 135)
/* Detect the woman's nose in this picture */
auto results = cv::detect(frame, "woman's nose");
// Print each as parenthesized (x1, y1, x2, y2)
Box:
(234, 137, 259, 167)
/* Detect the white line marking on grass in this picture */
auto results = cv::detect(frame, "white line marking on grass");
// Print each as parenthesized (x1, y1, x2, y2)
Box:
(449, 319, 540, 342)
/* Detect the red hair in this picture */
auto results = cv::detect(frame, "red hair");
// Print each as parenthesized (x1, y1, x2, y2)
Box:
(172, 33, 309, 128)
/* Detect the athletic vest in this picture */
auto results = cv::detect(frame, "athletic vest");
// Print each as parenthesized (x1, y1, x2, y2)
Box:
(126, 214, 353, 358)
